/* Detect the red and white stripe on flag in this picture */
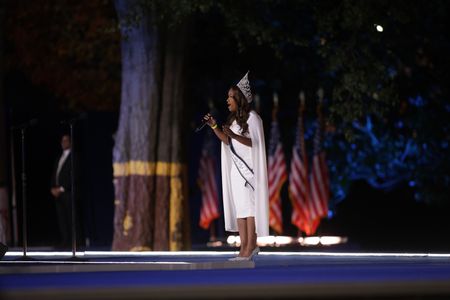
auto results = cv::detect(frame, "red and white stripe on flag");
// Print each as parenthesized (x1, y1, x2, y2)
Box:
(289, 142, 314, 235)
(289, 112, 318, 235)
(268, 142, 287, 234)
(310, 151, 329, 220)
(309, 110, 330, 223)
(198, 151, 220, 230)
(304, 108, 330, 235)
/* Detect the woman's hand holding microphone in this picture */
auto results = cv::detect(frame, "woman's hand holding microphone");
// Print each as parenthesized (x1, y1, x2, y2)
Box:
(203, 113, 236, 143)
(203, 113, 218, 129)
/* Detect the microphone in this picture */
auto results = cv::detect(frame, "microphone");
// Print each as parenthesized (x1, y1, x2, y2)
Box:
(195, 112, 216, 133)
(195, 119, 208, 133)
(60, 112, 88, 124)
(11, 118, 39, 130)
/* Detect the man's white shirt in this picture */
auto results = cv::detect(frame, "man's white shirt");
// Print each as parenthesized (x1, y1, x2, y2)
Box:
(56, 149, 71, 185)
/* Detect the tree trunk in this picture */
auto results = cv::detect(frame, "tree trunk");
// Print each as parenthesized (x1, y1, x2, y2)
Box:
(112, 0, 190, 251)
(154, 23, 191, 251)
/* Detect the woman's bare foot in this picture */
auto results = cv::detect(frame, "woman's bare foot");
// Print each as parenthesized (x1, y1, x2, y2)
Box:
(238, 245, 247, 257)
(241, 246, 255, 257)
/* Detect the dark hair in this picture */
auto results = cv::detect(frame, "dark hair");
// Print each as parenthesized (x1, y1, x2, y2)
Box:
(225, 86, 251, 135)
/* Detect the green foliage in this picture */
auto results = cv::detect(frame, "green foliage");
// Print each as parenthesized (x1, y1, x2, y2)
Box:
(125, 0, 448, 130)
(315, 1, 394, 130)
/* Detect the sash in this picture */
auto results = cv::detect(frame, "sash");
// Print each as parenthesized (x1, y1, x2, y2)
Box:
(229, 138, 255, 191)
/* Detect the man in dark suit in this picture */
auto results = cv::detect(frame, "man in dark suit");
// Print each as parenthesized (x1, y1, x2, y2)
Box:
(50, 134, 73, 248)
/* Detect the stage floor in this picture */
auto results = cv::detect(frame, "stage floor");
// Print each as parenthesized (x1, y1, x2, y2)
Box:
(1, 250, 450, 299)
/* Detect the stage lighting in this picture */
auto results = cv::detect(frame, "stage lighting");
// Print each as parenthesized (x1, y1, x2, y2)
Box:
(257, 236, 276, 246)
(226, 235, 237, 245)
(320, 236, 344, 246)
(301, 237, 320, 246)
(226, 235, 348, 247)
(274, 236, 293, 245)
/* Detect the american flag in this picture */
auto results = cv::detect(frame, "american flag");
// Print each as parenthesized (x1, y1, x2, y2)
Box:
(289, 110, 315, 235)
(309, 107, 329, 223)
(267, 120, 287, 234)
(198, 132, 220, 230)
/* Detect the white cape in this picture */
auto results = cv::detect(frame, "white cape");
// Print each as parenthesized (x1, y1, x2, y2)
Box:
(221, 110, 269, 237)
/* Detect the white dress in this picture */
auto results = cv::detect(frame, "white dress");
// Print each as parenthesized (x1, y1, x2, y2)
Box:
(229, 120, 255, 218)
(221, 111, 269, 237)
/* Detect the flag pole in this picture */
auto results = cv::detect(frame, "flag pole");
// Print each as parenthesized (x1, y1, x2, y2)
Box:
(299, 91, 310, 235)
(299, 91, 307, 235)
(273, 92, 279, 119)
(269, 91, 284, 235)
(209, 222, 216, 242)
(254, 94, 261, 114)
(317, 87, 324, 119)
(207, 98, 217, 243)
(274, 92, 278, 235)
(301, 92, 315, 234)
(270, 92, 278, 236)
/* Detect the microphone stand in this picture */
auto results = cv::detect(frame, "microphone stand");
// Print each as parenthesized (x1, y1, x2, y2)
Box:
(11, 120, 37, 261)
(9, 128, 19, 247)
(20, 127, 28, 258)
(70, 121, 77, 258)
(64, 117, 83, 261)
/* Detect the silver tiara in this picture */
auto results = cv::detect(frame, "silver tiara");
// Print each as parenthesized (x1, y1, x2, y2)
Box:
(236, 71, 252, 103)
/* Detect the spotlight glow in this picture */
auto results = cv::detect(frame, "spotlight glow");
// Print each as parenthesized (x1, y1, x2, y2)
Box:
(226, 236, 242, 246)
(375, 24, 384, 32)
(226, 235, 348, 247)
(257, 236, 275, 246)
(275, 236, 294, 245)
(301, 237, 320, 246)
(227, 235, 237, 245)
(320, 236, 346, 246)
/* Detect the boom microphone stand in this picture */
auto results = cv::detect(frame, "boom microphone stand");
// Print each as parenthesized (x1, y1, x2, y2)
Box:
(61, 114, 85, 260)
(69, 120, 77, 258)
(20, 127, 28, 258)
(11, 119, 37, 260)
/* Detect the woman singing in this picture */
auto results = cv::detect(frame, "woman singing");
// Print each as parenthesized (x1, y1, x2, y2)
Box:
(204, 72, 269, 261)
